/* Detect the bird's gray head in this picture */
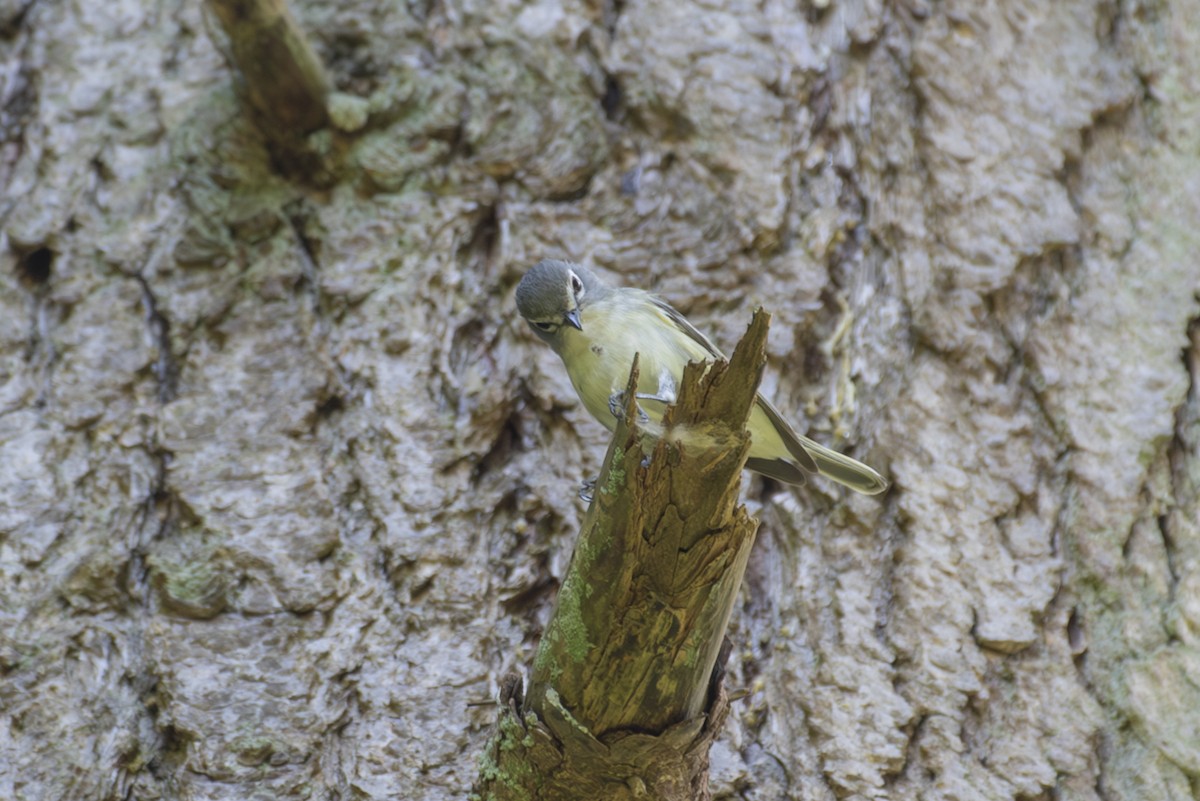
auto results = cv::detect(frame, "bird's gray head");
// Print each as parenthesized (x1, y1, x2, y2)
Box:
(515, 259, 605, 346)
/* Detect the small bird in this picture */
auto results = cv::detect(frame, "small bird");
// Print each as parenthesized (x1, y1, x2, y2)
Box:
(514, 259, 888, 494)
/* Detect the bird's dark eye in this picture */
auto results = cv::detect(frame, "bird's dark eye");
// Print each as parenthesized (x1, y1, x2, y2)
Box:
(533, 321, 556, 332)
(569, 272, 584, 297)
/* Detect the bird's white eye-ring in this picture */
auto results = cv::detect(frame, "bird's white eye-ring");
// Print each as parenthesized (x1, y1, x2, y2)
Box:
(569, 271, 584, 298)
(533, 321, 556, 332)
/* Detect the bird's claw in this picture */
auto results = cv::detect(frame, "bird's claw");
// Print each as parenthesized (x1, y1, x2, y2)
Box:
(607, 391, 627, 420)
(579, 479, 596, 503)
(607, 390, 650, 425)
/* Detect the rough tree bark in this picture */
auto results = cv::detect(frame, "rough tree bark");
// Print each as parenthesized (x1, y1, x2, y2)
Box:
(1, 1, 1198, 800)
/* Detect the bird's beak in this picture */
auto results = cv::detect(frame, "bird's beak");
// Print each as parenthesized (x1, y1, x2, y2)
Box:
(564, 309, 583, 331)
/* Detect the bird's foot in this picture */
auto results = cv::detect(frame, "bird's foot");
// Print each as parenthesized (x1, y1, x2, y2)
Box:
(607, 390, 650, 425)
(607, 391, 628, 420)
(579, 478, 597, 503)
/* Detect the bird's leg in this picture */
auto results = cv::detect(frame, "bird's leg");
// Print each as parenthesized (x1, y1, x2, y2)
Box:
(579, 478, 596, 503)
(637, 370, 677, 406)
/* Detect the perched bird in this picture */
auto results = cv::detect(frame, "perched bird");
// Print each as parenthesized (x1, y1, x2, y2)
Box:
(514, 259, 888, 494)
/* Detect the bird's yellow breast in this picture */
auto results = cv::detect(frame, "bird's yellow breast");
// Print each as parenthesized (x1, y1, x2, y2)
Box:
(557, 292, 711, 431)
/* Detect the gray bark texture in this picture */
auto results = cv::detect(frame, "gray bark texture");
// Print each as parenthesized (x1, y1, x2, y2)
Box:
(1, 0, 1197, 799)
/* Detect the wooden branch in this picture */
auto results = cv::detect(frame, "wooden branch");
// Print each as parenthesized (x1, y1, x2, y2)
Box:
(474, 310, 772, 801)
(206, 0, 330, 139)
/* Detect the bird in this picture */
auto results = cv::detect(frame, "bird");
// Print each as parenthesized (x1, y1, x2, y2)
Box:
(514, 259, 888, 494)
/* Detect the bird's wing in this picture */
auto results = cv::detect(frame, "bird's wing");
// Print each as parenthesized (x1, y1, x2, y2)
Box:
(753, 395, 819, 472)
(649, 295, 725, 359)
(651, 293, 887, 494)
(650, 294, 817, 472)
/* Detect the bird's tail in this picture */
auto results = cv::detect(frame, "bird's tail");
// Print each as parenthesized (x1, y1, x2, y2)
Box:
(798, 436, 889, 495)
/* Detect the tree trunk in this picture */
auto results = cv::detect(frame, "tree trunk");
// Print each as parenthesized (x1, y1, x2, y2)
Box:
(1, 1, 1197, 800)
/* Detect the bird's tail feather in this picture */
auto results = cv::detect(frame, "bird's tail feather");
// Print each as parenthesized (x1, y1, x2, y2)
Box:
(799, 436, 889, 495)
